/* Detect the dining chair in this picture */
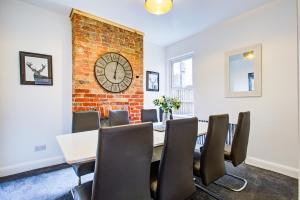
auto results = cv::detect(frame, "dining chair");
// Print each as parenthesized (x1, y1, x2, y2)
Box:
(71, 123, 153, 200)
(150, 117, 198, 200)
(72, 111, 100, 185)
(141, 109, 158, 123)
(72, 111, 100, 133)
(193, 114, 229, 200)
(159, 108, 173, 122)
(219, 111, 250, 192)
(109, 110, 130, 126)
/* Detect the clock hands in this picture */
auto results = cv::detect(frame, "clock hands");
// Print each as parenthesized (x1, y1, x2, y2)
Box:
(113, 62, 118, 80)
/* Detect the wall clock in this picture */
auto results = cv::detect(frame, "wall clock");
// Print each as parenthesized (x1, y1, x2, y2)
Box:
(95, 52, 133, 93)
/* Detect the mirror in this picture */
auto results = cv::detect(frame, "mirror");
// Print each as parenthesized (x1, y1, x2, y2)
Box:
(225, 44, 262, 97)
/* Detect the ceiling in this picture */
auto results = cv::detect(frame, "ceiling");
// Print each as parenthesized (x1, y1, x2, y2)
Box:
(20, 0, 274, 46)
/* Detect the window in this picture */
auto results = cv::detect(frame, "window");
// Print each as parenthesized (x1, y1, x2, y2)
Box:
(170, 55, 194, 116)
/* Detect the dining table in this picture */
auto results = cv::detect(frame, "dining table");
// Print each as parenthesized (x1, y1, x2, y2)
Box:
(56, 122, 208, 164)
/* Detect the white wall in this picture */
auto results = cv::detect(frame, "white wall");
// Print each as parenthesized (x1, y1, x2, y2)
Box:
(0, 0, 165, 176)
(144, 41, 166, 108)
(297, 0, 300, 195)
(0, 0, 72, 176)
(166, 0, 299, 178)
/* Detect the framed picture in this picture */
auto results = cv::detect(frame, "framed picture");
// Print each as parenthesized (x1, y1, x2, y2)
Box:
(146, 71, 159, 91)
(19, 51, 53, 85)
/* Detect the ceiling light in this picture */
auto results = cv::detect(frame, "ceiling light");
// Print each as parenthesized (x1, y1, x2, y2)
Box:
(145, 0, 173, 15)
(243, 51, 255, 60)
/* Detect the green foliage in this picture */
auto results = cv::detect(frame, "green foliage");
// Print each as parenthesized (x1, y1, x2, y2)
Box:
(153, 96, 182, 113)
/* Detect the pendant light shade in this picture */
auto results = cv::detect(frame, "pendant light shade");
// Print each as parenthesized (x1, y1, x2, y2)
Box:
(145, 0, 173, 15)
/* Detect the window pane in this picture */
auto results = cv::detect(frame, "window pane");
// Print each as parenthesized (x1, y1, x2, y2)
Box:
(171, 88, 194, 116)
(181, 58, 193, 88)
(170, 56, 194, 116)
(172, 61, 181, 88)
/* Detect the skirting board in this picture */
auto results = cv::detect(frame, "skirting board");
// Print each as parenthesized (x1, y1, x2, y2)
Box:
(0, 156, 65, 177)
(0, 155, 298, 179)
(246, 156, 299, 179)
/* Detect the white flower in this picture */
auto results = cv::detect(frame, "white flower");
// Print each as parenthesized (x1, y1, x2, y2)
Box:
(159, 97, 164, 103)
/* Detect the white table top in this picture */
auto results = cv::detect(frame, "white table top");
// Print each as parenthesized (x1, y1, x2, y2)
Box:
(56, 122, 208, 164)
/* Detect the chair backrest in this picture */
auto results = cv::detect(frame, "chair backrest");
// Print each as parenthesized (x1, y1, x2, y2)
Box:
(109, 110, 130, 126)
(200, 114, 229, 185)
(72, 111, 100, 133)
(157, 118, 198, 200)
(92, 123, 153, 200)
(141, 109, 158, 123)
(230, 111, 250, 166)
(159, 108, 173, 122)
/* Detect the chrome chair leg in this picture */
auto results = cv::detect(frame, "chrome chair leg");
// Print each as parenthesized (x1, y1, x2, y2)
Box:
(78, 176, 81, 186)
(71, 188, 75, 199)
(194, 178, 223, 200)
(214, 173, 247, 192)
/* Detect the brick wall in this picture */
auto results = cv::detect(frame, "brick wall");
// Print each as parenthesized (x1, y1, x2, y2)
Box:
(71, 11, 144, 123)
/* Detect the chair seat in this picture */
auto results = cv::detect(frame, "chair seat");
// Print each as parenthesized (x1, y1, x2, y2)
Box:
(150, 180, 158, 198)
(150, 161, 160, 199)
(224, 144, 232, 160)
(193, 151, 201, 177)
(72, 161, 95, 177)
(71, 181, 93, 200)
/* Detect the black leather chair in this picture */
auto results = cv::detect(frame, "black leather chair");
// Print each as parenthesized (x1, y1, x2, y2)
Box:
(71, 123, 153, 200)
(141, 109, 158, 123)
(72, 111, 100, 185)
(150, 117, 198, 200)
(193, 114, 229, 200)
(221, 111, 250, 192)
(159, 108, 173, 122)
(109, 110, 130, 126)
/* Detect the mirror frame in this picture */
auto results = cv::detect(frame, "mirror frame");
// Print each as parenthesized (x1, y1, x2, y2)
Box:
(224, 44, 262, 97)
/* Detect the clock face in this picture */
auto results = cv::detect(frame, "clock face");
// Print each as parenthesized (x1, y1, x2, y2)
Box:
(95, 52, 133, 93)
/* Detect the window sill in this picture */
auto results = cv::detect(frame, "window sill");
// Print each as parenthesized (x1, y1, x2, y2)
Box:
(173, 114, 194, 119)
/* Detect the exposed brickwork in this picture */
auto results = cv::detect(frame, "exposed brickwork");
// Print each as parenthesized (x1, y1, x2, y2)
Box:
(71, 13, 144, 123)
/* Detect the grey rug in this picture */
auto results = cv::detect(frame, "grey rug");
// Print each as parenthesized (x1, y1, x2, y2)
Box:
(0, 164, 297, 200)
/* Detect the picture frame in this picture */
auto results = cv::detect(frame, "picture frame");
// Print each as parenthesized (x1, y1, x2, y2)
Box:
(224, 44, 262, 97)
(146, 71, 159, 92)
(19, 51, 53, 85)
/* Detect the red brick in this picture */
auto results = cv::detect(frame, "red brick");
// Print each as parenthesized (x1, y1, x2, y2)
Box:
(72, 13, 144, 123)
(75, 89, 90, 93)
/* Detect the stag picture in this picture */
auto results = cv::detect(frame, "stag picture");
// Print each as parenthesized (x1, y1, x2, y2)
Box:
(20, 51, 53, 85)
(26, 61, 48, 80)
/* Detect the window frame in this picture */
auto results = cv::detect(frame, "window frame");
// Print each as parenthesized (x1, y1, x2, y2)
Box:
(168, 53, 195, 116)
(170, 54, 194, 90)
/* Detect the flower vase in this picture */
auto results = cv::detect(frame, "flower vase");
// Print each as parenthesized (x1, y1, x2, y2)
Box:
(162, 111, 171, 126)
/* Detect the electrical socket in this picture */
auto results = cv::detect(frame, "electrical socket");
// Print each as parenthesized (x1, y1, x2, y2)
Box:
(34, 145, 46, 152)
